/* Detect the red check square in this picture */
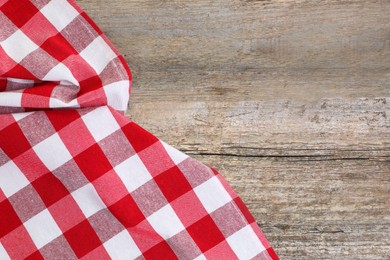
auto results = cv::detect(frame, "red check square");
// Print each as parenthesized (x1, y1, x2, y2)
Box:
(108, 195, 145, 228)
(0, 122, 31, 159)
(40, 33, 78, 62)
(122, 122, 158, 153)
(0, 199, 23, 238)
(45, 109, 80, 132)
(142, 241, 177, 259)
(187, 215, 225, 253)
(0, 0, 39, 28)
(74, 143, 113, 182)
(32, 173, 69, 207)
(64, 220, 102, 258)
(154, 166, 192, 202)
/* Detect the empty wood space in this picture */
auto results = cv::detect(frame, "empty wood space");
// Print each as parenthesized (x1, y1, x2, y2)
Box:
(78, 0, 390, 258)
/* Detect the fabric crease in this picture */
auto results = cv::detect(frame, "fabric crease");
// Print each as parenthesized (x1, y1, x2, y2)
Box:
(0, 0, 278, 259)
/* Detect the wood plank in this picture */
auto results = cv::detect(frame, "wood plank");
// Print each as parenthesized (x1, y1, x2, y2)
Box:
(78, 0, 390, 71)
(77, 0, 390, 258)
(128, 98, 390, 158)
(195, 155, 390, 259)
(77, 0, 390, 158)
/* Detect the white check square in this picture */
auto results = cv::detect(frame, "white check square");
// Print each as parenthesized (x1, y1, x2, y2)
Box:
(103, 80, 130, 112)
(40, 0, 79, 31)
(82, 106, 120, 142)
(0, 243, 10, 260)
(194, 176, 232, 213)
(24, 209, 62, 249)
(71, 183, 106, 218)
(12, 112, 34, 122)
(115, 154, 152, 193)
(1, 30, 38, 63)
(43, 63, 78, 85)
(33, 133, 72, 171)
(79, 36, 117, 74)
(194, 254, 206, 260)
(104, 230, 141, 259)
(161, 141, 189, 165)
(0, 161, 29, 197)
(148, 204, 185, 239)
(227, 226, 265, 259)
(0, 92, 22, 108)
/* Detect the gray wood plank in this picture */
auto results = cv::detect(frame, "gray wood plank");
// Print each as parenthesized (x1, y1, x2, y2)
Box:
(77, 0, 390, 258)
(195, 155, 390, 259)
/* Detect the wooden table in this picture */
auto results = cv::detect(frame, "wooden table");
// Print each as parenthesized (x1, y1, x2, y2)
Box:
(78, 0, 390, 258)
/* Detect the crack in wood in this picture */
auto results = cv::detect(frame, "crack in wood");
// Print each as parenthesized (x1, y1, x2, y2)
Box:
(185, 151, 388, 161)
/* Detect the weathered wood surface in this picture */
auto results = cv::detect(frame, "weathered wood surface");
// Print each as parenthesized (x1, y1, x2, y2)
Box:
(78, 0, 390, 258)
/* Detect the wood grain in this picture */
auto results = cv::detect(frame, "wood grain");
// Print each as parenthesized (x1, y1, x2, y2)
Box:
(196, 155, 390, 259)
(77, 0, 390, 258)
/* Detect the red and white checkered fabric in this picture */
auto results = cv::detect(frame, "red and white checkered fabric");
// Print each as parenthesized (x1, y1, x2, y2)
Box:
(0, 0, 278, 259)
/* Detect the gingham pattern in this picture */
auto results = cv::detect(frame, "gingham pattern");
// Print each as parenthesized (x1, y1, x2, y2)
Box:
(0, 0, 278, 259)
(0, 0, 130, 114)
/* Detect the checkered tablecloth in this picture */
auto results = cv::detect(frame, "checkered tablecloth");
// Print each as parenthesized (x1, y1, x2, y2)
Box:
(0, 0, 278, 259)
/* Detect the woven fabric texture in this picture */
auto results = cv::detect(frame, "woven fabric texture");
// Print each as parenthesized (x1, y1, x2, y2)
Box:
(0, 0, 278, 259)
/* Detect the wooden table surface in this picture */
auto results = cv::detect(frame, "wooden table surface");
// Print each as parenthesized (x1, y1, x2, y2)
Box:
(78, 0, 390, 258)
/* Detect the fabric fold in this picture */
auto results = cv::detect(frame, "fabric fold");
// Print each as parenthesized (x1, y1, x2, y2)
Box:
(0, 0, 131, 113)
(0, 0, 278, 259)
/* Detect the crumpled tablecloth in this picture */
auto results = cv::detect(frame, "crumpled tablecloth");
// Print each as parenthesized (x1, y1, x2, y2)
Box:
(0, 0, 278, 259)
